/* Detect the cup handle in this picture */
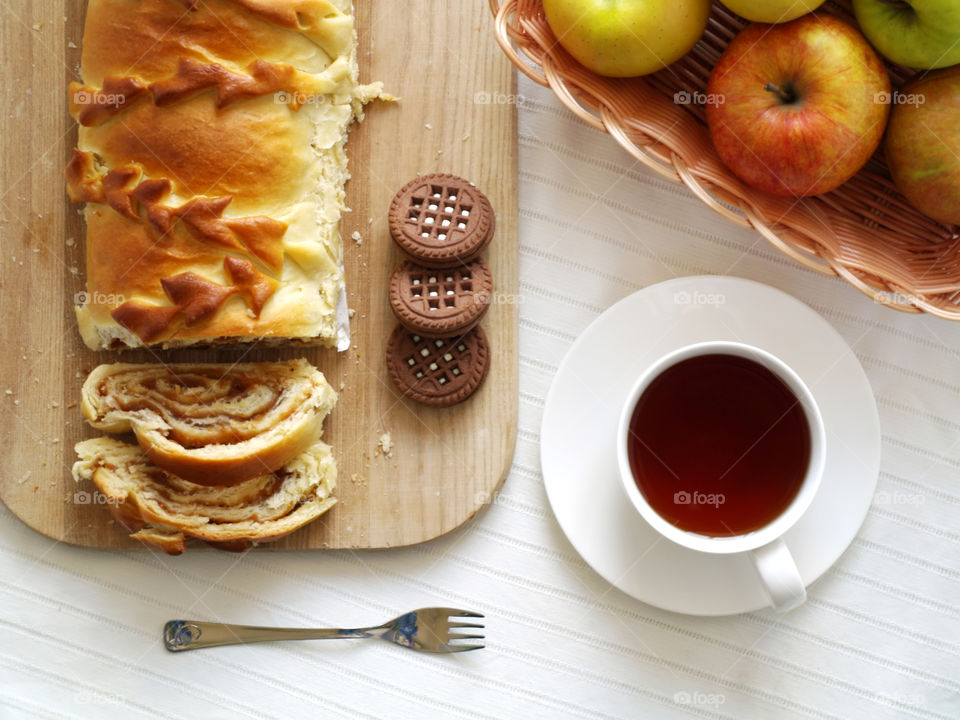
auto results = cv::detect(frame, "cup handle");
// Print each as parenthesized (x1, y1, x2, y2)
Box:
(750, 538, 806, 612)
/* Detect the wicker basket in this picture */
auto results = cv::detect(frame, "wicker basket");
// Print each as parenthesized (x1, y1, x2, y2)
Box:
(491, 0, 960, 318)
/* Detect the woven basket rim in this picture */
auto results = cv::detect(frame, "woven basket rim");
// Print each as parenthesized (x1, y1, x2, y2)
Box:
(490, 0, 960, 320)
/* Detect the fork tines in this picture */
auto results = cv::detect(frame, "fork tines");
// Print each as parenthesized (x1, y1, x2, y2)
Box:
(446, 609, 485, 651)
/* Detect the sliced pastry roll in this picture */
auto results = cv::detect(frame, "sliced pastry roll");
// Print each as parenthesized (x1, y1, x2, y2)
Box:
(81, 359, 336, 485)
(73, 437, 337, 554)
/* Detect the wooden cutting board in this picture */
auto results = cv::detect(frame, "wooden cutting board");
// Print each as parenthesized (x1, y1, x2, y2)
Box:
(0, 0, 518, 550)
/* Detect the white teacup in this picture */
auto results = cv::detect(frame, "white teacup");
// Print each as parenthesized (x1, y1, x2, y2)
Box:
(616, 341, 826, 612)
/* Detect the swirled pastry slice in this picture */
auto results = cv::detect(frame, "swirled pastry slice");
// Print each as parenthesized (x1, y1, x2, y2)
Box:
(67, 0, 384, 349)
(73, 437, 337, 554)
(81, 359, 336, 486)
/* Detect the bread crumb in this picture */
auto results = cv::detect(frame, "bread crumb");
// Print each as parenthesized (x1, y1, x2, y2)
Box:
(67, 41, 77, 49)
(339, 381, 345, 391)
(50, 401, 59, 408)
(66, 401, 77, 409)
(462, 134, 471, 142)
(350, 473, 367, 487)
(348, 308, 356, 318)
(378, 432, 394, 456)
(17, 471, 32, 485)
(424, 123, 433, 130)
(32, 23, 42, 31)
(351, 230, 362, 245)
(4, 389, 11, 395)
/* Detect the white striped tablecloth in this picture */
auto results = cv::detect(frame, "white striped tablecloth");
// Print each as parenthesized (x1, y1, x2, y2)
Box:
(1, 76, 958, 720)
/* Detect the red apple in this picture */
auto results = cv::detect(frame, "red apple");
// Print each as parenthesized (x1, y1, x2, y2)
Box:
(706, 15, 891, 197)
(885, 66, 960, 226)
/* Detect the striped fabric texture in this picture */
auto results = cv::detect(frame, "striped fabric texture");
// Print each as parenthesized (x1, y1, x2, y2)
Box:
(1, 77, 957, 719)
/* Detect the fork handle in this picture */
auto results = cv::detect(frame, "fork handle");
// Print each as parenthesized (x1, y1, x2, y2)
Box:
(163, 620, 376, 652)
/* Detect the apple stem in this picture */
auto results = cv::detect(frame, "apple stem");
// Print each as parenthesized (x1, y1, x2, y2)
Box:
(763, 82, 795, 104)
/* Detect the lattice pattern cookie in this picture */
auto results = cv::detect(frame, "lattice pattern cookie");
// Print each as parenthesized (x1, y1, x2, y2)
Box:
(389, 259, 492, 337)
(385, 326, 490, 407)
(388, 174, 494, 268)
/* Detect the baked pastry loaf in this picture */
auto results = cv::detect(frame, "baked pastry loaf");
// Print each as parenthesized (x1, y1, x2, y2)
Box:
(67, 0, 382, 349)
(73, 436, 337, 554)
(81, 359, 336, 486)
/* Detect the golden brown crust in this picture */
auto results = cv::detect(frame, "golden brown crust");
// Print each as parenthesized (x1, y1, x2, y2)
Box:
(70, 57, 341, 128)
(110, 303, 181, 344)
(108, 258, 279, 344)
(80, 359, 337, 485)
(131, 527, 188, 555)
(70, 158, 289, 265)
(73, 436, 337, 554)
(65, 149, 105, 203)
(69, 77, 148, 127)
(224, 257, 279, 315)
(78, 0, 354, 86)
(68, 0, 379, 349)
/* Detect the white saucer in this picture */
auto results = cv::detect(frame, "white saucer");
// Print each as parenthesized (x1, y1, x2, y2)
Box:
(540, 276, 881, 615)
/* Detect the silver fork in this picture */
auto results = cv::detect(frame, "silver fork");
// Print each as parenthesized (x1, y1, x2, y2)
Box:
(163, 607, 485, 653)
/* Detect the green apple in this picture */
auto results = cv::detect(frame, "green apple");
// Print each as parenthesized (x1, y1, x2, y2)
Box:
(853, 0, 960, 69)
(706, 16, 891, 197)
(541, 0, 711, 77)
(885, 66, 960, 225)
(719, 0, 826, 23)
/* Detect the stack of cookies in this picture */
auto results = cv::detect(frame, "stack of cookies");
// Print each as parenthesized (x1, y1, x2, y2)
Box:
(385, 174, 496, 407)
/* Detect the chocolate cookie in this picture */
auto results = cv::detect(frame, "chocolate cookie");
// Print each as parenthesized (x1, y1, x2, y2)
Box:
(385, 325, 490, 407)
(389, 173, 494, 268)
(389, 259, 492, 337)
